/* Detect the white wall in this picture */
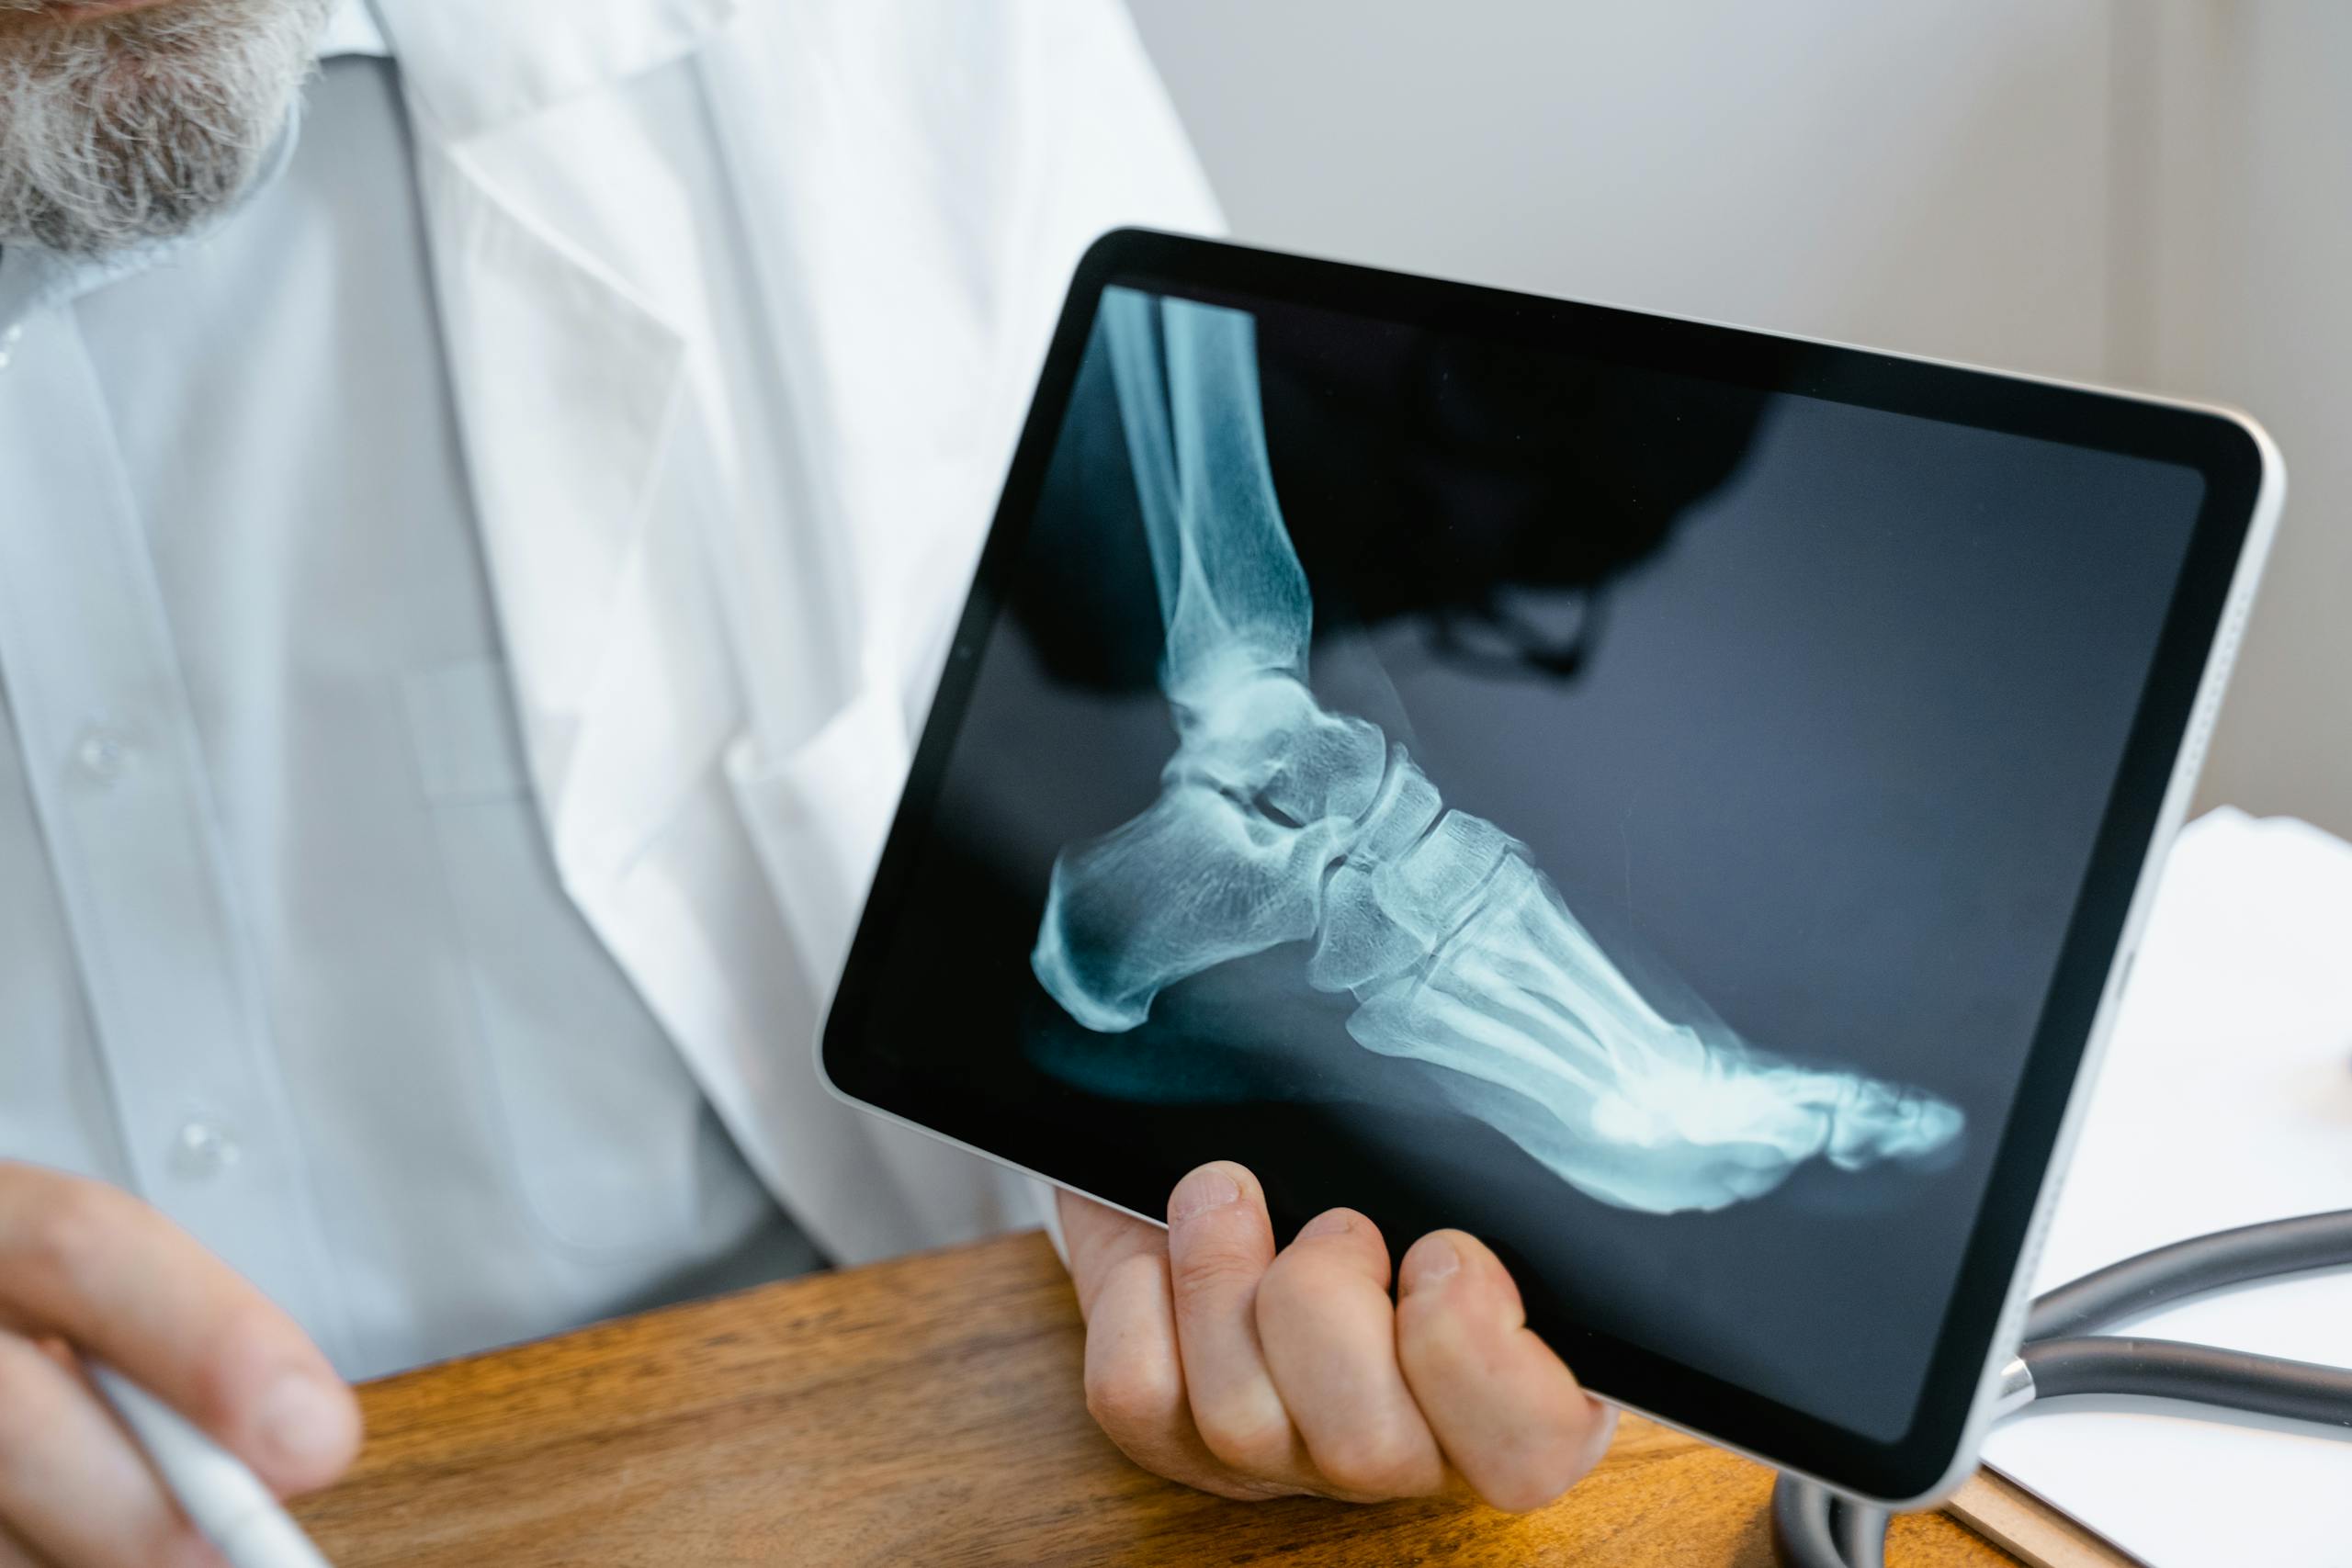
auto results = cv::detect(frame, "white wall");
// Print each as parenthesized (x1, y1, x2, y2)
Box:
(1126, 0, 2352, 834)
(2127, 4, 2352, 832)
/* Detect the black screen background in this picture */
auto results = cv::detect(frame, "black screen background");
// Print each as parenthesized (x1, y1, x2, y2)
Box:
(847, 288, 2206, 1441)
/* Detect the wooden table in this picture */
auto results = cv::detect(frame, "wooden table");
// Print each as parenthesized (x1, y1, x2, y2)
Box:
(296, 1231, 2022, 1566)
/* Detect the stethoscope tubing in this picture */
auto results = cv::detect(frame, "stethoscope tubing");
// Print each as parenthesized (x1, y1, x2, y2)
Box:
(2019, 1333, 2352, 1427)
(2026, 1208, 2352, 1340)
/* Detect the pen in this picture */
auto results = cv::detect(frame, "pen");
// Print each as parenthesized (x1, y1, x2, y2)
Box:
(88, 1361, 336, 1568)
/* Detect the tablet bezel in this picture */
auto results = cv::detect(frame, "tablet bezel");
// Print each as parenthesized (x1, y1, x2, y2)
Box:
(820, 229, 2281, 1505)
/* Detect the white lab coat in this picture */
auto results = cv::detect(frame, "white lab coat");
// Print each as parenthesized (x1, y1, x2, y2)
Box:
(365, 0, 1219, 1264)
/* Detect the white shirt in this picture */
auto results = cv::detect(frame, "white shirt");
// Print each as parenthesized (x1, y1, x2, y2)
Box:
(0, 9, 809, 1379)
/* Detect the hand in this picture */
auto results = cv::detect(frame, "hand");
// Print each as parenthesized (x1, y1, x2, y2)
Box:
(0, 1162, 361, 1566)
(1062, 1161, 1614, 1511)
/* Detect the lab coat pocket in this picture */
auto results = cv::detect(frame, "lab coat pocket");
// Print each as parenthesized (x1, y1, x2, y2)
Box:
(402, 657, 708, 1256)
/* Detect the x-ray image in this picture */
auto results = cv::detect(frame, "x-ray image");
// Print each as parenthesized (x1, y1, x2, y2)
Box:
(1030, 292, 1963, 1215)
(851, 275, 2204, 1438)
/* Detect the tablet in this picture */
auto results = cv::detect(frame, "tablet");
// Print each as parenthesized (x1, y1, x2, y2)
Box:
(821, 230, 2280, 1504)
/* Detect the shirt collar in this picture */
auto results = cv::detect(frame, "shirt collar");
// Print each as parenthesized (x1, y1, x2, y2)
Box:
(2, 0, 717, 322)
(0, 111, 301, 333)
(318, 0, 393, 61)
(1, 0, 382, 325)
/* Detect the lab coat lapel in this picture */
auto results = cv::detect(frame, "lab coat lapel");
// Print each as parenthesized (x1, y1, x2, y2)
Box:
(400, 123, 942, 1258)
(386, 0, 739, 878)
(383, 1, 875, 1249)
(369, 0, 735, 141)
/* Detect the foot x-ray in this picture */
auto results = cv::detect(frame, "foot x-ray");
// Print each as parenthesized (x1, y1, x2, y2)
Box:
(1030, 292, 1963, 1215)
(841, 266, 2211, 1435)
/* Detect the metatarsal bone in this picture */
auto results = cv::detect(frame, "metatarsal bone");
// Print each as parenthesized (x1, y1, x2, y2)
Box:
(1348, 858, 1963, 1212)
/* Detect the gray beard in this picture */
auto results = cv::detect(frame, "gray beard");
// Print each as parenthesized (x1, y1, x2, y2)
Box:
(0, 0, 334, 256)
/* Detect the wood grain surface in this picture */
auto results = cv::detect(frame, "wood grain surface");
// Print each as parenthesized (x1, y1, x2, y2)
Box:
(295, 1230, 2019, 1566)
(1947, 1472, 2135, 1568)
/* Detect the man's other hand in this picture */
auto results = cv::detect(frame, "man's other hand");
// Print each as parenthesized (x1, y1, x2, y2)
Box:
(0, 1162, 360, 1566)
(1061, 1162, 1615, 1511)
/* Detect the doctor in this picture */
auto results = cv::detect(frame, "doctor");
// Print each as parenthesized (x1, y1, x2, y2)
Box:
(0, 0, 1612, 1560)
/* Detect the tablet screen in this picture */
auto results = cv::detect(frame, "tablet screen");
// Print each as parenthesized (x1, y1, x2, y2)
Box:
(828, 249, 2253, 1481)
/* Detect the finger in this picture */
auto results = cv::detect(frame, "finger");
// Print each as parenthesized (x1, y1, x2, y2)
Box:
(0, 1163, 360, 1496)
(1396, 1231, 1617, 1513)
(1063, 1188, 1305, 1501)
(1057, 1189, 1168, 1323)
(0, 1329, 220, 1568)
(1076, 1232, 1295, 1500)
(0, 1527, 40, 1568)
(1163, 1163, 1310, 1483)
(1256, 1209, 1445, 1500)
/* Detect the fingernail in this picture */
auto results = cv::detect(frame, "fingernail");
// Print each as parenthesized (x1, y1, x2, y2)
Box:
(256, 1373, 349, 1467)
(1295, 1210, 1355, 1241)
(1401, 1237, 1462, 1294)
(1169, 1167, 1242, 1226)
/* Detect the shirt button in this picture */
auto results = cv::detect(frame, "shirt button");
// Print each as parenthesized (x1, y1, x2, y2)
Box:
(172, 1119, 243, 1181)
(73, 725, 133, 783)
